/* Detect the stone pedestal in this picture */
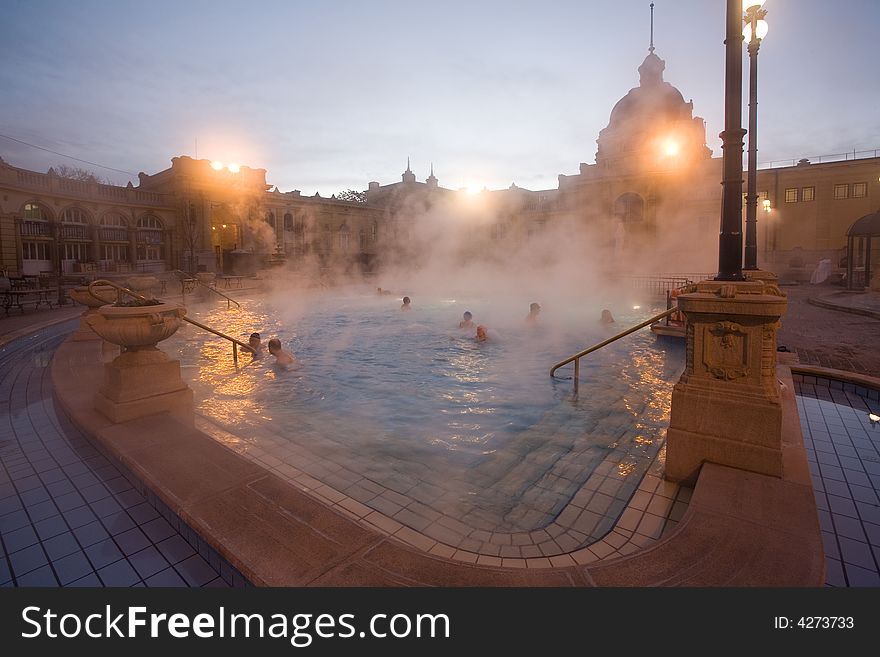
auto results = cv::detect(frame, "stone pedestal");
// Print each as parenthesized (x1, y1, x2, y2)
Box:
(94, 349, 193, 425)
(86, 302, 192, 425)
(665, 279, 788, 483)
(743, 268, 778, 283)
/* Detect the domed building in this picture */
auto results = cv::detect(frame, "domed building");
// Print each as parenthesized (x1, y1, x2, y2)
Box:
(557, 46, 722, 273)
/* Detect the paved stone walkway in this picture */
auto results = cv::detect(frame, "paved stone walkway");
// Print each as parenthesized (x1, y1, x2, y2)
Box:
(777, 284, 880, 375)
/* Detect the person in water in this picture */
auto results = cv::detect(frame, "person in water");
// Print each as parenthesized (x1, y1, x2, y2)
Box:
(600, 309, 615, 324)
(459, 311, 474, 328)
(245, 332, 263, 357)
(401, 296, 412, 311)
(475, 325, 489, 342)
(377, 287, 392, 295)
(267, 338, 296, 366)
(525, 302, 541, 323)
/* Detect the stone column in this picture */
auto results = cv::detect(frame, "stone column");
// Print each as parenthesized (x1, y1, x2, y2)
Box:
(665, 279, 788, 482)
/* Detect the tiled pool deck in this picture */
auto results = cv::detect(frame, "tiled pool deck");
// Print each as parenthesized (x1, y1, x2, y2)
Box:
(793, 373, 880, 586)
(0, 321, 246, 587)
(1, 316, 868, 585)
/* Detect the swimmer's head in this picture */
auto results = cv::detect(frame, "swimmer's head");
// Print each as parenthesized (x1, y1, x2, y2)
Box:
(267, 338, 281, 353)
(402, 296, 411, 305)
(529, 302, 541, 314)
(463, 311, 472, 320)
(476, 325, 488, 341)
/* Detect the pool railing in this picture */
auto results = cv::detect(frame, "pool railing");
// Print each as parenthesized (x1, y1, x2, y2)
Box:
(550, 307, 677, 392)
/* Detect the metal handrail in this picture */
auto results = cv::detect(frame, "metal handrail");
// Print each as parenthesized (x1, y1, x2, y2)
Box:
(550, 307, 677, 392)
(180, 316, 253, 366)
(171, 270, 241, 309)
(87, 278, 251, 365)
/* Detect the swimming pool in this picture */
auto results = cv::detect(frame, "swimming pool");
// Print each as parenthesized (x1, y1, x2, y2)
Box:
(166, 287, 684, 549)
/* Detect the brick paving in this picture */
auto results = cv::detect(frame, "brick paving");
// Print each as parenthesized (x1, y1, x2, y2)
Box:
(777, 284, 880, 375)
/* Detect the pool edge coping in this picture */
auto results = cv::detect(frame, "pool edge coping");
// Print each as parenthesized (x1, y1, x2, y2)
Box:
(48, 334, 825, 586)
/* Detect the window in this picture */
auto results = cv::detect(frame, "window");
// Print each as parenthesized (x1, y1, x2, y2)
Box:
(22, 241, 50, 260)
(359, 230, 366, 250)
(101, 213, 129, 242)
(23, 203, 48, 220)
(60, 207, 87, 223)
(136, 215, 164, 261)
(102, 244, 129, 262)
(265, 211, 275, 227)
(101, 212, 127, 226)
(852, 182, 867, 198)
(60, 207, 89, 239)
(834, 184, 849, 199)
(63, 242, 90, 262)
(283, 213, 293, 230)
(801, 186, 815, 202)
(370, 222, 378, 242)
(613, 193, 644, 222)
(338, 225, 350, 251)
(784, 188, 798, 203)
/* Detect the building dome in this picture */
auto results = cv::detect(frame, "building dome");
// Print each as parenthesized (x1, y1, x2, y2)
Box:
(607, 53, 690, 130)
(595, 50, 709, 172)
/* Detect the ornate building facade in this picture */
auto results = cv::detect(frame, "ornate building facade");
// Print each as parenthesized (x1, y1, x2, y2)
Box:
(1, 47, 877, 285)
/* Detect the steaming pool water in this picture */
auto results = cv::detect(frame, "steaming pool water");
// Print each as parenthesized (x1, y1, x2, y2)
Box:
(166, 287, 685, 545)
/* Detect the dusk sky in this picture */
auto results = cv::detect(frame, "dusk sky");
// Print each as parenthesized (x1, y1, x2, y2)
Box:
(2, 0, 878, 196)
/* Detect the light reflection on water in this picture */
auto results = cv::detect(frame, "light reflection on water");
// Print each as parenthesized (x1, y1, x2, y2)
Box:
(164, 289, 685, 532)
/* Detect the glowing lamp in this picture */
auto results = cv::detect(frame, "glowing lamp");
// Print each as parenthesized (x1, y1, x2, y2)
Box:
(743, 19, 768, 42)
(211, 161, 224, 171)
(743, 0, 766, 11)
(762, 199, 772, 212)
(227, 163, 241, 173)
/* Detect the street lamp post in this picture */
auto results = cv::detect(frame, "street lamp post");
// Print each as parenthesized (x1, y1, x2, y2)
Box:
(716, 0, 747, 281)
(743, 0, 769, 271)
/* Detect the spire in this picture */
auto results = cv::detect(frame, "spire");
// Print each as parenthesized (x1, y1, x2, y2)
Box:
(402, 156, 416, 183)
(649, 2, 655, 54)
(430, 162, 434, 177)
(426, 162, 438, 188)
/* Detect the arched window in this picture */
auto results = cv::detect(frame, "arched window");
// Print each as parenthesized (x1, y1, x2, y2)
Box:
(100, 212, 129, 263)
(60, 207, 88, 223)
(283, 213, 293, 231)
(359, 229, 367, 250)
(60, 207, 89, 242)
(613, 193, 645, 223)
(338, 224, 350, 252)
(136, 215, 164, 262)
(21, 202, 52, 269)
(23, 202, 48, 221)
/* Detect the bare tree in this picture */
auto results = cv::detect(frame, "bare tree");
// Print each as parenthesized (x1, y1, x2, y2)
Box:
(52, 164, 107, 184)
(335, 189, 367, 203)
(179, 200, 201, 274)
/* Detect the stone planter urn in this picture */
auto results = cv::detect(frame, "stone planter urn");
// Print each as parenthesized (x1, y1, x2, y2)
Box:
(68, 285, 117, 341)
(125, 276, 159, 300)
(85, 301, 193, 425)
